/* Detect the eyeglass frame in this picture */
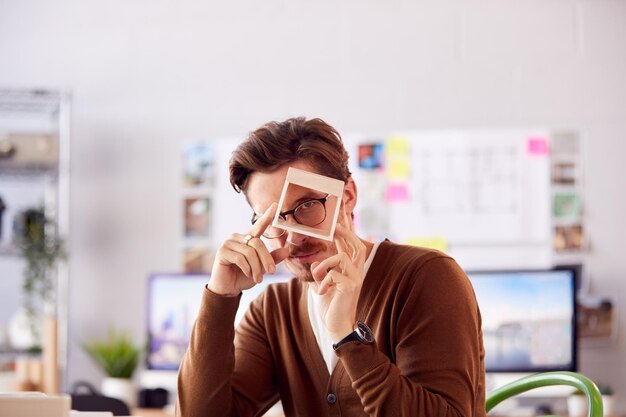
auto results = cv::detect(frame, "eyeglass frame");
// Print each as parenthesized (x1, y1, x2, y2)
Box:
(251, 194, 330, 239)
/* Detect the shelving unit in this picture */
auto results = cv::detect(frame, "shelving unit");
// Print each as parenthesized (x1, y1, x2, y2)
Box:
(549, 131, 586, 269)
(0, 89, 71, 391)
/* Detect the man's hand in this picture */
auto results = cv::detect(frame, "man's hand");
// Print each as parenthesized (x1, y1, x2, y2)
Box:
(310, 220, 368, 342)
(208, 202, 289, 297)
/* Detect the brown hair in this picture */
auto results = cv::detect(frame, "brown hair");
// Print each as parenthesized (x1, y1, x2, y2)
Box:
(229, 117, 351, 193)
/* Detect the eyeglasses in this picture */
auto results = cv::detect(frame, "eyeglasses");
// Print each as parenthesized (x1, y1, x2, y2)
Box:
(251, 195, 329, 239)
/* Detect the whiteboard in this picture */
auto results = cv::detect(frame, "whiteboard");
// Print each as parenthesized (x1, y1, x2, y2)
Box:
(345, 129, 553, 270)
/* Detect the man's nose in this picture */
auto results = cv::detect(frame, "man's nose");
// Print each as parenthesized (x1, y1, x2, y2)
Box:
(286, 228, 308, 246)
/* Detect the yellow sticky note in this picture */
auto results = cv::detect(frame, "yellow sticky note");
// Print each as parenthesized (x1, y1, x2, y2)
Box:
(386, 136, 410, 155)
(388, 158, 410, 179)
(405, 236, 448, 253)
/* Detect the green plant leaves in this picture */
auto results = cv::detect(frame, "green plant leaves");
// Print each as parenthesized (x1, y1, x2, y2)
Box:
(82, 328, 141, 379)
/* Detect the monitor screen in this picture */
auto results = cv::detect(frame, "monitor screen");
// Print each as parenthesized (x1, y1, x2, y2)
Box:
(467, 268, 577, 373)
(146, 272, 293, 370)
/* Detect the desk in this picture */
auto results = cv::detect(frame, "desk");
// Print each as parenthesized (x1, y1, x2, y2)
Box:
(132, 407, 286, 417)
(132, 408, 172, 417)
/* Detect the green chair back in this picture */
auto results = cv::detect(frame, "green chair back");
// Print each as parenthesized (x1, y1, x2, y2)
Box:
(486, 371, 603, 417)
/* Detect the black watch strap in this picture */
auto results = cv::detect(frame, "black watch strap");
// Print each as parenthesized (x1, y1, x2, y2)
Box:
(332, 321, 374, 350)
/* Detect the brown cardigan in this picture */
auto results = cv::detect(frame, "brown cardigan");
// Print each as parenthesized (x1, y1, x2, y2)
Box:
(177, 240, 485, 417)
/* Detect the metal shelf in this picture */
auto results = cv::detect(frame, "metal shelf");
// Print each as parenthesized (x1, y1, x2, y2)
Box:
(0, 88, 71, 391)
(0, 244, 20, 257)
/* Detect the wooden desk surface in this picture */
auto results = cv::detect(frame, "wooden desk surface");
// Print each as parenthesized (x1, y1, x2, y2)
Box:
(132, 407, 286, 417)
(132, 407, 173, 417)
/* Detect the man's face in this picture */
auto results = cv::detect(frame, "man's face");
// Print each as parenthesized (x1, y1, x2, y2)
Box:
(246, 160, 340, 282)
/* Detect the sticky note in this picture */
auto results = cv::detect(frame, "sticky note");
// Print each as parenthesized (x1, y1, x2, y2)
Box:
(387, 159, 410, 179)
(386, 136, 410, 155)
(385, 183, 409, 203)
(405, 236, 448, 253)
(527, 137, 549, 156)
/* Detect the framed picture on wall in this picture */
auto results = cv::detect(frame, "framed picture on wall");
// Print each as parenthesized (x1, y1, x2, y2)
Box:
(554, 224, 584, 252)
(182, 247, 213, 273)
(183, 142, 215, 187)
(183, 197, 211, 237)
(553, 193, 581, 219)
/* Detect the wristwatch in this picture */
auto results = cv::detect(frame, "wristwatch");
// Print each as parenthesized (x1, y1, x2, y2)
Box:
(332, 321, 374, 350)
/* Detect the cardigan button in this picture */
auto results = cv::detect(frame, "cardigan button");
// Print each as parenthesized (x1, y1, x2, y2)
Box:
(326, 393, 337, 404)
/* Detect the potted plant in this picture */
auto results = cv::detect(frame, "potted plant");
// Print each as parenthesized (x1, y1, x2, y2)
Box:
(12, 207, 66, 350)
(82, 327, 141, 408)
(567, 389, 587, 417)
(598, 384, 614, 416)
(568, 384, 614, 417)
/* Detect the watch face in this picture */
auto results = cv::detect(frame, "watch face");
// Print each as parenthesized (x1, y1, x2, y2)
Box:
(356, 322, 374, 343)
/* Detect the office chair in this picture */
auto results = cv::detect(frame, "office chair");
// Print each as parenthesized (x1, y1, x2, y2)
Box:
(486, 371, 603, 417)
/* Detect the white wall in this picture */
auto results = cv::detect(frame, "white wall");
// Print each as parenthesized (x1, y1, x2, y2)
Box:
(1, 0, 625, 410)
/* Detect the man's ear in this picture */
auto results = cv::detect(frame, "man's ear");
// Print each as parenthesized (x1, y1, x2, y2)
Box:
(342, 177, 357, 216)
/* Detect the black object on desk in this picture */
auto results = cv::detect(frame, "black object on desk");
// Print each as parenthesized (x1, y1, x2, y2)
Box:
(138, 388, 169, 408)
(70, 381, 131, 416)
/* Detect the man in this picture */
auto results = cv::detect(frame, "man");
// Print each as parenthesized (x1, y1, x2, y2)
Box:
(177, 117, 485, 417)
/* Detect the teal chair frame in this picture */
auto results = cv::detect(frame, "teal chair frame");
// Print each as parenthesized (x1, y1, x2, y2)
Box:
(486, 371, 604, 417)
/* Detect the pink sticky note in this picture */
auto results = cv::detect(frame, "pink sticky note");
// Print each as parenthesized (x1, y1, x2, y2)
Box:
(386, 183, 409, 203)
(527, 137, 549, 156)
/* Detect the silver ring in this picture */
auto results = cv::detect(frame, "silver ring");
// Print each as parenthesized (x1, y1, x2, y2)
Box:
(243, 234, 254, 245)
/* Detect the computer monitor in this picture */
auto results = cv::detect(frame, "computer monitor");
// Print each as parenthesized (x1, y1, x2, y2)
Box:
(466, 267, 578, 373)
(146, 272, 293, 370)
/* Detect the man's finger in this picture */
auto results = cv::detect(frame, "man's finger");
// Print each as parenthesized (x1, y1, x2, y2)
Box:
(248, 202, 278, 238)
(309, 261, 323, 282)
(318, 270, 345, 295)
(334, 223, 364, 262)
(312, 253, 352, 281)
(247, 237, 277, 275)
(270, 246, 289, 265)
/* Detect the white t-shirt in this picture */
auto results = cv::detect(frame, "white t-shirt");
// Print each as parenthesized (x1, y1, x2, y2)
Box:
(307, 241, 381, 374)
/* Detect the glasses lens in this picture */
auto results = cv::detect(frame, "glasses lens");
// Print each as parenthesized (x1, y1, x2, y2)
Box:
(294, 200, 326, 227)
(262, 227, 285, 239)
(252, 216, 285, 239)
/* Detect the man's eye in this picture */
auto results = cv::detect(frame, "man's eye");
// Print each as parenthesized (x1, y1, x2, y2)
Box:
(300, 201, 315, 209)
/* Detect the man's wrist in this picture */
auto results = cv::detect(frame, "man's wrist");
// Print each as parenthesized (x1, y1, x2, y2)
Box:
(330, 324, 356, 343)
(206, 283, 240, 297)
(332, 322, 374, 350)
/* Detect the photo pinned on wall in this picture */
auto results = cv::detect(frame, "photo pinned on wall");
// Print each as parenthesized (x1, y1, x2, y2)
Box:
(354, 204, 388, 241)
(183, 142, 215, 187)
(183, 247, 214, 273)
(184, 197, 212, 238)
(357, 172, 387, 202)
(577, 297, 615, 341)
(553, 193, 581, 219)
(553, 224, 583, 252)
(358, 143, 384, 170)
(550, 132, 580, 156)
(551, 161, 577, 185)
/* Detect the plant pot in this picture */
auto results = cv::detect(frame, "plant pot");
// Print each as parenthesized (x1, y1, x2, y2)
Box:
(602, 395, 614, 416)
(567, 395, 587, 417)
(101, 377, 136, 408)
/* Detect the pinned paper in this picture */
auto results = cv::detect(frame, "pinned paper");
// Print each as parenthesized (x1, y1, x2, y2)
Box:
(405, 236, 448, 253)
(387, 159, 410, 179)
(527, 137, 549, 156)
(386, 135, 411, 179)
(386, 136, 410, 154)
(358, 143, 385, 170)
(385, 183, 409, 203)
